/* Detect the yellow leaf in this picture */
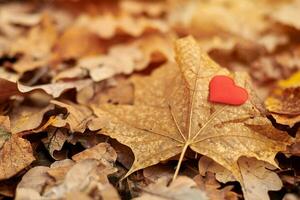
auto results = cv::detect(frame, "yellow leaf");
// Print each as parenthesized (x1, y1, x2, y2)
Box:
(278, 71, 300, 88)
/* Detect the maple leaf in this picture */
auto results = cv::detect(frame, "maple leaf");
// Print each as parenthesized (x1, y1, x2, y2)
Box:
(90, 36, 292, 183)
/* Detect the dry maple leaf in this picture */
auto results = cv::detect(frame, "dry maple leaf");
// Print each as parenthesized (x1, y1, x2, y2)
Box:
(90, 36, 291, 183)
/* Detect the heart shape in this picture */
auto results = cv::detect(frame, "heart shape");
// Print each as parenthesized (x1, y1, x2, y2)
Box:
(209, 75, 248, 105)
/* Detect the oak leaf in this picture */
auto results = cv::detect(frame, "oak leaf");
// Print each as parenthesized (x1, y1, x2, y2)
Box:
(90, 36, 291, 183)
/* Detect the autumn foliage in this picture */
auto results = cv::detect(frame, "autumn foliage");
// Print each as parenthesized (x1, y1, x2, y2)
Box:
(0, 1, 299, 200)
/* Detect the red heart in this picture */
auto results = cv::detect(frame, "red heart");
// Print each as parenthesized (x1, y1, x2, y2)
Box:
(209, 75, 248, 105)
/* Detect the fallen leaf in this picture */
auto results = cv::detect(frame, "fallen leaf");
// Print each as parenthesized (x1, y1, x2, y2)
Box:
(43, 159, 119, 200)
(199, 156, 283, 200)
(0, 116, 10, 148)
(74, 13, 169, 39)
(0, 135, 35, 180)
(0, 78, 21, 102)
(0, 3, 41, 38)
(9, 104, 55, 134)
(9, 14, 57, 74)
(16, 159, 120, 200)
(54, 35, 173, 82)
(18, 79, 93, 98)
(51, 100, 94, 133)
(72, 143, 117, 165)
(15, 166, 52, 200)
(120, 1, 167, 18)
(90, 36, 291, 183)
(194, 172, 238, 200)
(42, 127, 69, 160)
(270, 0, 300, 30)
(90, 77, 134, 106)
(134, 176, 208, 200)
(251, 49, 300, 87)
(265, 72, 300, 126)
(53, 26, 105, 61)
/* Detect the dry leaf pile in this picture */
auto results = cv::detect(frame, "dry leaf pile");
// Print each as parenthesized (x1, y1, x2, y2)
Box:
(0, 0, 299, 200)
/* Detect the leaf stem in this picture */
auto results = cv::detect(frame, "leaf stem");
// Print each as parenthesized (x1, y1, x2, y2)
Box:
(172, 142, 190, 182)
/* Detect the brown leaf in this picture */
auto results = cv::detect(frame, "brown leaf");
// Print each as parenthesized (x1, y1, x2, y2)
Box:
(0, 135, 35, 180)
(90, 77, 134, 106)
(53, 26, 105, 60)
(18, 79, 93, 98)
(134, 176, 208, 200)
(269, 0, 300, 30)
(194, 172, 238, 200)
(0, 78, 21, 102)
(90, 36, 291, 183)
(10, 105, 54, 134)
(50, 159, 119, 199)
(72, 143, 117, 165)
(265, 72, 300, 126)
(54, 35, 173, 82)
(199, 156, 283, 200)
(15, 166, 52, 200)
(9, 14, 57, 74)
(16, 159, 120, 200)
(42, 127, 69, 160)
(0, 116, 11, 148)
(51, 100, 94, 133)
(74, 13, 169, 39)
(0, 3, 41, 38)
